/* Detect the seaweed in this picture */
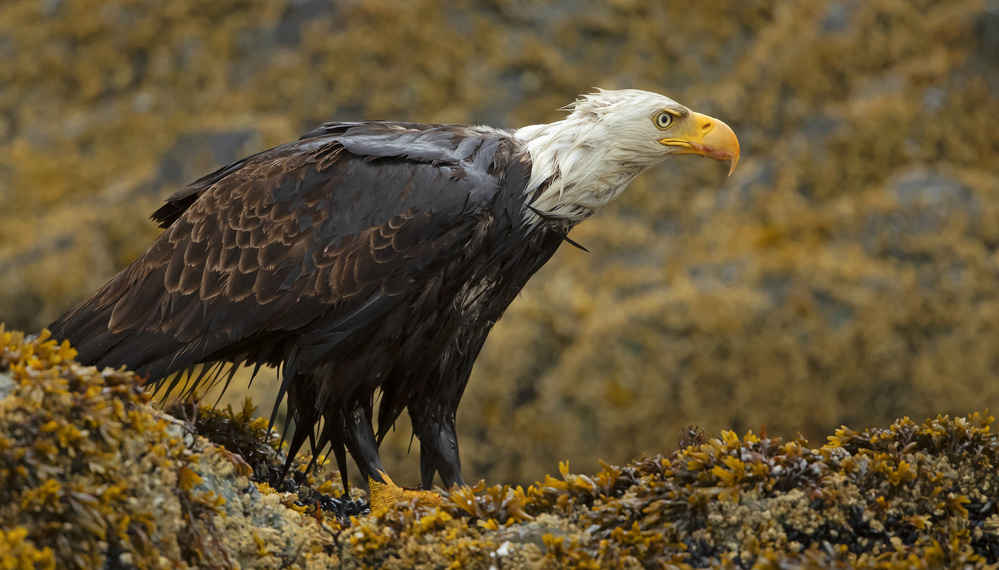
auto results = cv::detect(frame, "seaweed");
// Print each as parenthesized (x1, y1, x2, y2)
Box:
(2, 326, 998, 567)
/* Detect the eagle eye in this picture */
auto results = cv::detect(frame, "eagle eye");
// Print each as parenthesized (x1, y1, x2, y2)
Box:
(653, 111, 673, 129)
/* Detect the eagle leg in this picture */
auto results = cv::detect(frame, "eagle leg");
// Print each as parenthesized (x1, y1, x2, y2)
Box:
(342, 405, 442, 514)
(412, 411, 465, 490)
(419, 444, 436, 491)
(342, 406, 387, 482)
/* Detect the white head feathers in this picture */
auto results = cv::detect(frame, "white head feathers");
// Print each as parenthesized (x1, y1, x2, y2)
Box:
(515, 89, 698, 224)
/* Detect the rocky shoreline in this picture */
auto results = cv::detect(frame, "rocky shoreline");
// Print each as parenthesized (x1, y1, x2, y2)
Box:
(2, 329, 995, 569)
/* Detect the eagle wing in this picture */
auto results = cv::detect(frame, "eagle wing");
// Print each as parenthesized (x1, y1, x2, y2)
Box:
(49, 122, 525, 385)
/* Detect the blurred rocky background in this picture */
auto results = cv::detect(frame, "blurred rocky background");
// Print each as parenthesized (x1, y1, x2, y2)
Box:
(1, 0, 998, 488)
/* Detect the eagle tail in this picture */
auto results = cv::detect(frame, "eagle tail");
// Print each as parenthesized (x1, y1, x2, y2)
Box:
(48, 281, 218, 382)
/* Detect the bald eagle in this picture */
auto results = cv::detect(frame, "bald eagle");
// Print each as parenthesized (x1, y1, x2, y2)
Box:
(49, 89, 739, 507)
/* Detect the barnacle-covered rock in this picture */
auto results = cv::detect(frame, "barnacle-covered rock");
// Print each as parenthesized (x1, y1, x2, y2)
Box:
(330, 414, 999, 568)
(0, 327, 343, 569)
(2, 325, 998, 568)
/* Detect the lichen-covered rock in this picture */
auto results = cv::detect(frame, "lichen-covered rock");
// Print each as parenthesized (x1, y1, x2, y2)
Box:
(2, 327, 997, 568)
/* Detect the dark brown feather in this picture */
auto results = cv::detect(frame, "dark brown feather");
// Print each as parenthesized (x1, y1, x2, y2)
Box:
(49, 122, 567, 492)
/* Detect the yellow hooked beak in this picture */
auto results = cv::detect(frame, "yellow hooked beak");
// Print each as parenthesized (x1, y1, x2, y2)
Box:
(660, 112, 740, 176)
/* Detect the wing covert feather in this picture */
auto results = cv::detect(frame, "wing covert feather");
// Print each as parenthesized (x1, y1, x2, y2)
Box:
(53, 123, 524, 378)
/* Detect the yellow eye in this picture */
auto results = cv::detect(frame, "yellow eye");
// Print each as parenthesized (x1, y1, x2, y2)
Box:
(653, 111, 673, 129)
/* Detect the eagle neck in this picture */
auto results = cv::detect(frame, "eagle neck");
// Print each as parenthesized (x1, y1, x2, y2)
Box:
(514, 116, 652, 225)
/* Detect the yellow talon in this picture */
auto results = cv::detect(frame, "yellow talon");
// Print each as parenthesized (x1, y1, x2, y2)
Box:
(367, 471, 442, 515)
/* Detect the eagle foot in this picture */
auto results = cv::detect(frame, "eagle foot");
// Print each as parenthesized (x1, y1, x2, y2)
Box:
(367, 471, 442, 515)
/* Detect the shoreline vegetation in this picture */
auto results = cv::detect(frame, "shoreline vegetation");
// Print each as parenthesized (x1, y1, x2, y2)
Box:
(2, 329, 996, 569)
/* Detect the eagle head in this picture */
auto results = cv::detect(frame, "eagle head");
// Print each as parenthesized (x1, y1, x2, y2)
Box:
(570, 89, 740, 176)
(519, 89, 741, 222)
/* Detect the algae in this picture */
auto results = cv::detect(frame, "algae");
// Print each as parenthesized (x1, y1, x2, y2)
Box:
(2, 328, 997, 568)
